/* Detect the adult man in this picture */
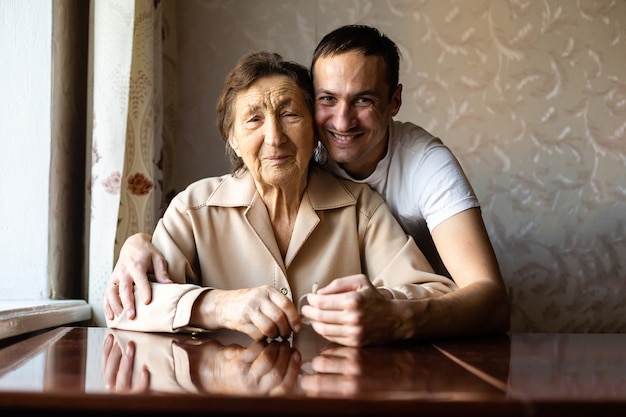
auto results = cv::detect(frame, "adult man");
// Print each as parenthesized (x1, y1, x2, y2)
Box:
(104, 25, 510, 346)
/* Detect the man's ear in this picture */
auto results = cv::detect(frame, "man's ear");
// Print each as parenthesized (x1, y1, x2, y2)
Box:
(390, 83, 403, 117)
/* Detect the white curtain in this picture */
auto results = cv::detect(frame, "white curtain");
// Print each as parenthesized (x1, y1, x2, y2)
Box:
(85, 0, 177, 326)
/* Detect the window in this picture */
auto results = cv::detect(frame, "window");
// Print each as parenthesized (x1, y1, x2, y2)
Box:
(0, 0, 89, 341)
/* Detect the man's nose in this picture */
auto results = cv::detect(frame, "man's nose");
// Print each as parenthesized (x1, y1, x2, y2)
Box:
(332, 102, 357, 132)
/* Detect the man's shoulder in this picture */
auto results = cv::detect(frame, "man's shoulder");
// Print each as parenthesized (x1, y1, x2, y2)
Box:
(388, 120, 457, 168)
(390, 120, 443, 149)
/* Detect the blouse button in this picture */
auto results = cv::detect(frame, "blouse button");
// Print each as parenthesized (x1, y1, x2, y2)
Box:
(280, 287, 288, 295)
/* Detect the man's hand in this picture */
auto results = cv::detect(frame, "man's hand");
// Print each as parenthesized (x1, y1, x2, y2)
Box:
(102, 332, 151, 393)
(103, 232, 172, 320)
(300, 344, 468, 397)
(301, 274, 401, 347)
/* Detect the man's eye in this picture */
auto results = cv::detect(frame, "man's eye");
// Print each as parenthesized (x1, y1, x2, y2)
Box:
(355, 97, 373, 105)
(318, 96, 336, 103)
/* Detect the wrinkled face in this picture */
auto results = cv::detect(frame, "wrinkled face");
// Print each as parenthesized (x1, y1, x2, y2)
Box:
(313, 51, 402, 179)
(229, 75, 315, 188)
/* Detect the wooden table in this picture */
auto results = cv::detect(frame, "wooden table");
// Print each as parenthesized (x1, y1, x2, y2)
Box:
(0, 326, 624, 416)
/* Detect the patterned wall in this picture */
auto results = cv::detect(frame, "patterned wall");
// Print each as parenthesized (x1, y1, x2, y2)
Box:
(175, 0, 626, 333)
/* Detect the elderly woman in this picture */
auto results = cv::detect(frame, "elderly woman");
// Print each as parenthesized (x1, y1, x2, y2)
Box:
(106, 51, 456, 344)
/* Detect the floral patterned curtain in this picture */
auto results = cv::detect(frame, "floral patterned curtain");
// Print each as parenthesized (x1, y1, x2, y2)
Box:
(85, 0, 177, 326)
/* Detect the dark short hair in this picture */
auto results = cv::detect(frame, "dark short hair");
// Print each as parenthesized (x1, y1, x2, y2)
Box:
(216, 51, 315, 174)
(311, 24, 401, 99)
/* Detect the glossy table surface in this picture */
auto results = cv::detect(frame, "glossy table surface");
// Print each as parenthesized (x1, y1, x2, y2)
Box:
(0, 326, 624, 416)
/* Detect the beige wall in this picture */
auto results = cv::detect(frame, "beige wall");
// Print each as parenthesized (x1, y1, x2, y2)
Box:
(175, 0, 626, 333)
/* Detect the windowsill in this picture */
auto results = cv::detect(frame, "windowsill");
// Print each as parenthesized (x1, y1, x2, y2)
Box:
(0, 300, 91, 341)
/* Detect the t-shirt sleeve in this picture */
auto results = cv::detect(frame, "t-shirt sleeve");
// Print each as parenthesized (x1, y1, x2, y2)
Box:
(414, 142, 480, 232)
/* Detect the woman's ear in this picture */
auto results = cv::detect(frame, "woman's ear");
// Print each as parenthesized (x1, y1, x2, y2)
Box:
(228, 134, 241, 157)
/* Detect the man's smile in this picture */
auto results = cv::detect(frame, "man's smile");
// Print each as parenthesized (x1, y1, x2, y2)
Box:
(328, 131, 363, 142)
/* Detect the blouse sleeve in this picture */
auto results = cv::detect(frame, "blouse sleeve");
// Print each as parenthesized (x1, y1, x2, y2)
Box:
(359, 188, 458, 299)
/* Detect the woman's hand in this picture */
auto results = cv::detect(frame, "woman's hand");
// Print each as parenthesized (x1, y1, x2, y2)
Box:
(193, 285, 302, 341)
(183, 338, 301, 396)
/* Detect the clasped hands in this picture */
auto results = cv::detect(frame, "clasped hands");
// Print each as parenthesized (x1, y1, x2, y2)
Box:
(196, 274, 393, 347)
(107, 271, 396, 348)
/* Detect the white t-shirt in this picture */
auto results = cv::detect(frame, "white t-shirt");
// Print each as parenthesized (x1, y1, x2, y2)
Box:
(316, 120, 479, 275)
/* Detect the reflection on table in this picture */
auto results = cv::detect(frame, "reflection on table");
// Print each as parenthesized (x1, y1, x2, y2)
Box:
(1, 326, 625, 416)
(100, 326, 506, 399)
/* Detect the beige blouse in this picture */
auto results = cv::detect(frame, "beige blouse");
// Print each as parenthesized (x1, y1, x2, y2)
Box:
(106, 165, 457, 333)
